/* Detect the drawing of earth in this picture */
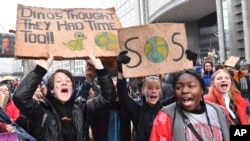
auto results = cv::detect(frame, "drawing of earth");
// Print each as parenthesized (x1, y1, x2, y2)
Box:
(94, 32, 119, 51)
(144, 36, 168, 63)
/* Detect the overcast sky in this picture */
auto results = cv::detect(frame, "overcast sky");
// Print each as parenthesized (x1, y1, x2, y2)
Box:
(0, 0, 112, 32)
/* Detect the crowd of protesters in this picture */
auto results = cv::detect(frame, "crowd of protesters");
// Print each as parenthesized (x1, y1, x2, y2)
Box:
(0, 47, 250, 141)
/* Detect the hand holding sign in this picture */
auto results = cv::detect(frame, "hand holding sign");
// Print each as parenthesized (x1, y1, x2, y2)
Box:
(85, 63, 95, 84)
(117, 50, 131, 73)
(36, 52, 54, 70)
(88, 52, 104, 70)
(185, 49, 198, 66)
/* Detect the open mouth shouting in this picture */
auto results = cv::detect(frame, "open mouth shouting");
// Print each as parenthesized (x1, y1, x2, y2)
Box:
(150, 95, 158, 99)
(220, 84, 228, 90)
(61, 88, 69, 96)
(216, 83, 230, 93)
(147, 95, 159, 102)
(181, 97, 194, 108)
(145, 93, 159, 107)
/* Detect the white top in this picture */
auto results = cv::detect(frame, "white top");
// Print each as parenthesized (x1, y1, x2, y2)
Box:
(183, 104, 223, 141)
(221, 93, 236, 119)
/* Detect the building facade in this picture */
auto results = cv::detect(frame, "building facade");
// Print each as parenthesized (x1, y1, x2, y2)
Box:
(49, 0, 250, 74)
(8, 0, 250, 76)
(147, 0, 250, 62)
(227, 0, 250, 61)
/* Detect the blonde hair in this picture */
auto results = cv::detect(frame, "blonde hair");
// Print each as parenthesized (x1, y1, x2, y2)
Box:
(208, 69, 241, 104)
(142, 75, 161, 88)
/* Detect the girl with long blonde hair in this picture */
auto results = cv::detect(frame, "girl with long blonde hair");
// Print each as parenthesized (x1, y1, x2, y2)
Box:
(204, 69, 250, 125)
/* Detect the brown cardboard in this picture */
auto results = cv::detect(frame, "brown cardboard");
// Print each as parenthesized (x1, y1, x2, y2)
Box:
(0, 94, 9, 108)
(224, 56, 240, 67)
(118, 23, 193, 78)
(15, 4, 122, 60)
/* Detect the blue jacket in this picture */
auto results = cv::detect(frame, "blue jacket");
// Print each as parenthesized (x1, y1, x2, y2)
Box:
(202, 71, 213, 87)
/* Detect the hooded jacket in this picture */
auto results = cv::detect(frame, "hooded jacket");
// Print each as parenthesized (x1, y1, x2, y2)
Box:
(13, 65, 116, 141)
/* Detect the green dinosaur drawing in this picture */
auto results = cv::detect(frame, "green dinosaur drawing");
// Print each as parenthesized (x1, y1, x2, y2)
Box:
(63, 32, 87, 51)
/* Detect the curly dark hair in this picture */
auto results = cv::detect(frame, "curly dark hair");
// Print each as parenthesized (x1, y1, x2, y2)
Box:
(172, 69, 206, 95)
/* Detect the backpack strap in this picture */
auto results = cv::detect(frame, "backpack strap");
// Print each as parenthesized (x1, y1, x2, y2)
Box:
(178, 106, 204, 141)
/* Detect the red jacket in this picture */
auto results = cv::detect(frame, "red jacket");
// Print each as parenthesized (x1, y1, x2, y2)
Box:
(4, 100, 20, 122)
(0, 101, 20, 132)
(0, 122, 8, 132)
(149, 110, 172, 141)
(204, 88, 249, 124)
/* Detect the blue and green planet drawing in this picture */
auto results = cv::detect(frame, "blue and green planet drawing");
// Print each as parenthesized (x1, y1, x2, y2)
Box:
(144, 36, 168, 63)
(64, 32, 169, 63)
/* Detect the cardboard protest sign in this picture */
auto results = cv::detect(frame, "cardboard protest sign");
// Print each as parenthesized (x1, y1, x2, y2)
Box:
(118, 23, 193, 78)
(0, 33, 15, 58)
(0, 94, 9, 108)
(15, 4, 122, 60)
(224, 56, 240, 67)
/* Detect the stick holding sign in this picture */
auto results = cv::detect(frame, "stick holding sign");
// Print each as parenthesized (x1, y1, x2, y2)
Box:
(118, 23, 193, 78)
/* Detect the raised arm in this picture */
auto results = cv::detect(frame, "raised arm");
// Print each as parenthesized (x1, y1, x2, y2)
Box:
(117, 50, 141, 124)
(13, 54, 54, 121)
(86, 52, 116, 114)
(76, 63, 94, 99)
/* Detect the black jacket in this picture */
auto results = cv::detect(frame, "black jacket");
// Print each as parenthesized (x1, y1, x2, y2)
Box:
(90, 102, 131, 141)
(13, 65, 116, 141)
(117, 78, 161, 141)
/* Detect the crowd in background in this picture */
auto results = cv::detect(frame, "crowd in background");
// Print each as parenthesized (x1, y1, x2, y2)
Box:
(0, 49, 250, 141)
